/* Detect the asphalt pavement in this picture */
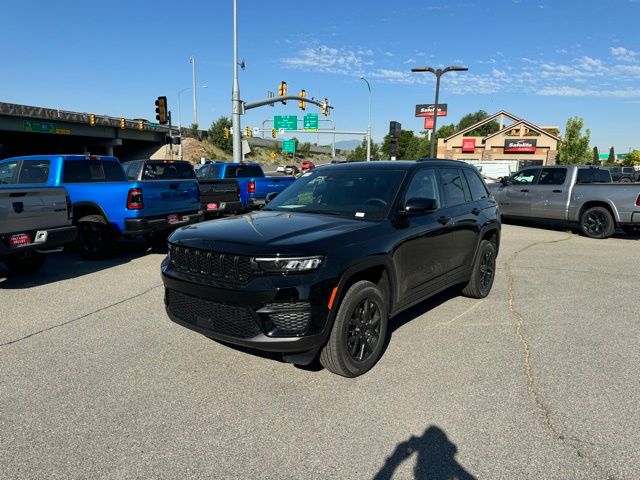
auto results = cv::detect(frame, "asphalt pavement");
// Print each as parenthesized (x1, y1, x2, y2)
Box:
(1, 224, 639, 479)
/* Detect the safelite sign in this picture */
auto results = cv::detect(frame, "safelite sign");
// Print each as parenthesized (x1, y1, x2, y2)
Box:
(504, 139, 537, 153)
(462, 138, 476, 153)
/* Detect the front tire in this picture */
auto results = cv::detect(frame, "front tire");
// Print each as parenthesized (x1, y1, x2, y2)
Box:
(320, 281, 388, 378)
(580, 206, 615, 239)
(462, 240, 496, 299)
(5, 251, 46, 275)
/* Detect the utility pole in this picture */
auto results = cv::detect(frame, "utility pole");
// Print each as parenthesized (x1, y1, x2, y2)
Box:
(360, 76, 372, 161)
(190, 56, 198, 127)
(231, 0, 242, 162)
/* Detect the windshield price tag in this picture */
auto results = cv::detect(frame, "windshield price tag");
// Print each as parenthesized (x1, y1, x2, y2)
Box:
(355, 212, 365, 218)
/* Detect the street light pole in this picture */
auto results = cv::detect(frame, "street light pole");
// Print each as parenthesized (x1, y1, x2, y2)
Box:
(360, 76, 372, 161)
(190, 56, 198, 127)
(411, 65, 468, 158)
(231, 0, 242, 162)
(177, 85, 208, 160)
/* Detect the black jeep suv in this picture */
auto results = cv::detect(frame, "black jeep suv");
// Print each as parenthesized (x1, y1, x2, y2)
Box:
(161, 160, 501, 377)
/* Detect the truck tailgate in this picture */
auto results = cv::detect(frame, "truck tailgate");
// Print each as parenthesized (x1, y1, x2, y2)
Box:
(0, 186, 69, 235)
(253, 176, 296, 197)
(199, 179, 240, 203)
(140, 180, 200, 215)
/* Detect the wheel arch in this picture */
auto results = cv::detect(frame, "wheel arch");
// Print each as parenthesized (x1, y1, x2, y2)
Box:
(578, 201, 619, 226)
(72, 202, 109, 224)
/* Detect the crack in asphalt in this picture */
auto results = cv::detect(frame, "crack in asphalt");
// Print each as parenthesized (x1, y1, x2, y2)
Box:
(0, 284, 163, 349)
(505, 234, 618, 480)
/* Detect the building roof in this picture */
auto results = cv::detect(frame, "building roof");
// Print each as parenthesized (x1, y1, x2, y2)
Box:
(483, 119, 561, 142)
(444, 110, 522, 141)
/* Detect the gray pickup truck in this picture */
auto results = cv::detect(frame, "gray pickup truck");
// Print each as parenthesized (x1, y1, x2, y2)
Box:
(488, 165, 640, 239)
(1, 178, 76, 273)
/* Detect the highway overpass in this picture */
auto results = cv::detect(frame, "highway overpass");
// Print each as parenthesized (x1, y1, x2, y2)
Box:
(0, 102, 172, 160)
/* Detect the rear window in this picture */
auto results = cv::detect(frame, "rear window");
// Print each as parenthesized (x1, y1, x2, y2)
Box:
(224, 165, 263, 178)
(18, 160, 50, 184)
(63, 160, 126, 183)
(141, 162, 195, 180)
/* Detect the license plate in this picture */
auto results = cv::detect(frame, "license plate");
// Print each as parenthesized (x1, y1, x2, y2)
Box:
(167, 214, 179, 224)
(206, 203, 219, 211)
(9, 233, 30, 248)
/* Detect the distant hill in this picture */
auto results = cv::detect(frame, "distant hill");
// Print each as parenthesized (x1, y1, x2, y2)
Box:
(328, 139, 361, 151)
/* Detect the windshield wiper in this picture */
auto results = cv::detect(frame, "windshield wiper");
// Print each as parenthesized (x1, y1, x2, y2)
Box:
(298, 209, 343, 216)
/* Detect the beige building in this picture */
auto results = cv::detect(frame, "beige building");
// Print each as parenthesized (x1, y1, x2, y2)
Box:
(437, 111, 560, 173)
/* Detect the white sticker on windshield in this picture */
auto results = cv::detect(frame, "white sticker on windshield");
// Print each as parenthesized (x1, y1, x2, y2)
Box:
(355, 212, 365, 218)
(302, 172, 313, 177)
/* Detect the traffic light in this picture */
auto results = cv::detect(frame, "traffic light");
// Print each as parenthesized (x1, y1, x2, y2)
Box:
(271, 128, 277, 139)
(119, 117, 126, 129)
(138, 120, 144, 131)
(89, 114, 96, 127)
(155, 96, 168, 124)
(245, 125, 252, 138)
(278, 81, 287, 104)
(321, 98, 329, 116)
(298, 89, 306, 110)
(223, 127, 229, 139)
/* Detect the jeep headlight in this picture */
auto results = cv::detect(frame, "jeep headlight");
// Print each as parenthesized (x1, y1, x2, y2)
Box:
(253, 256, 323, 273)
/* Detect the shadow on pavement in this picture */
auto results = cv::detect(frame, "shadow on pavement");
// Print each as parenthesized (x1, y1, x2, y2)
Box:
(373, 425, 476, 480)
(502, 217, 640, 240)
(0, 238, 166, 290)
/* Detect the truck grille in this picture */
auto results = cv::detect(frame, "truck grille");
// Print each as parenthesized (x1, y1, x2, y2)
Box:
(169, 244, 252, 284)
(166, 289, 261, 338)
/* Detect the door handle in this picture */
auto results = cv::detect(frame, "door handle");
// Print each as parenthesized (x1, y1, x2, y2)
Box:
(471, 208, 481, 216)
(553, 189, 562, 193)
(520, 189, 529, 193)
(438, 216, 451, 225)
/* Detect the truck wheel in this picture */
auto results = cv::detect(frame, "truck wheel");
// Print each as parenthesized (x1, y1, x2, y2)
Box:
(5, 252, 46, 275)
(580, 207, 615, 239)
(77, 215, 115, 258)
(462, 240, 496, 299)
(319, 281, 388, 378)
(620, 177, 631, 183)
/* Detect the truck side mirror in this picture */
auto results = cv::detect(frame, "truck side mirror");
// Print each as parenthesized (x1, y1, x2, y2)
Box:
(403, 197, 438, 215)
(500, 176, 512, 186)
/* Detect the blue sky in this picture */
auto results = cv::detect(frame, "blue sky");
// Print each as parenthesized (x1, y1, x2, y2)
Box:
(2, 0, 639, 152)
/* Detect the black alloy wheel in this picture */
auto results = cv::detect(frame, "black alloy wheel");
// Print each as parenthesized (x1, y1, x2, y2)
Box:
(346, 298, 382, 362)
(479, 250, 495, 292)
(580, 206, 615, 239)
(462, 239, 497, 299)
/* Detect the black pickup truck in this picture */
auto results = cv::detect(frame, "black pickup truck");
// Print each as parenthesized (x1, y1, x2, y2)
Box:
(161, 160, 500, 377)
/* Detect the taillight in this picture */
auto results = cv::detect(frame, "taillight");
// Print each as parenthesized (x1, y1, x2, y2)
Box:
(127, 188, 143, 210)
(66, 195, 72, 220)
(248, 180, 256, 194)
(636, 194, 640, 207)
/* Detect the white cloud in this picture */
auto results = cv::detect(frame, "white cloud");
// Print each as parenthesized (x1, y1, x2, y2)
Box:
(492, 68, 506, 78)
(538, 86, 640, 98)
(281, 45, 373, 75)
(611, 46, 639, 62)
(404, 58, 416, 64)
(383, 52, 394, 57)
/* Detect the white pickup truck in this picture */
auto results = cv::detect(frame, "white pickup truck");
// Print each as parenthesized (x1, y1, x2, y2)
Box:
(1, 160, 76, 273)
(488, 165, 640, 239)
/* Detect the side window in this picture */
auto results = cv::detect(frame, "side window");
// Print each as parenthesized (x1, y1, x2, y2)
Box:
(538, 168, 567, 185)
(0, 161, 20, 185)
(440, 168, 469, 207)
(403, 168, 441, 208)
(103, 161, 126, 181)
(124, 162, 138, 180)
(463, 169, 489, 200)
(195, 165, 208, 178)
(17, 160, 51, 184)
(511, 168, 540, 185)
(577, 169, 592, 184)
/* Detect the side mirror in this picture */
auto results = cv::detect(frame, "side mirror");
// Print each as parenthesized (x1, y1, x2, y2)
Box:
(265, 192, 279, 204)
(403, 197, 438, 215)
(500, 176, 512, 186)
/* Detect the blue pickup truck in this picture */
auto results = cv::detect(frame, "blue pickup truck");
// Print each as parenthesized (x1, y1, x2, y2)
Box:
(195, 162, 295, 209)
(0, 155, 202, 257)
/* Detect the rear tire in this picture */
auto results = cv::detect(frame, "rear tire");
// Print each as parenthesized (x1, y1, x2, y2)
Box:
(620, 177, 631, 183)
(320, 281, 388, 378)
(580, 206, 615, 239)
(5, 252, 46, 275)
(76, 215, 115, 259)
(462, 240, 496, 299)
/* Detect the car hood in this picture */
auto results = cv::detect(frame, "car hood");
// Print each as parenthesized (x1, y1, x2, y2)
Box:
(169, 210, 378, 255)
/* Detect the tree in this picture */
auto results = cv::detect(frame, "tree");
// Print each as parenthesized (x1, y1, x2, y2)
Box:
(436, 123, 456, 139)
(346, 138, 381, 161)
(557, 117, 591, 164)
(206, 117, 232, 154)
(592, 146, 600, 165)
(456, 110, 500, 136)
(381, 130, 421, 159)
(608, 146, 616, 163)
(622, 150, 640, 166)
(299, 142, 311, 157)
(184, 123, 200, 139)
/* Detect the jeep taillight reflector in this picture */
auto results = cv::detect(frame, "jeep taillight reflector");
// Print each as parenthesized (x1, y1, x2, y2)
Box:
(636, 194, 640, 207)
(127, 188, 143, 210)
(248, 180, 256, 194)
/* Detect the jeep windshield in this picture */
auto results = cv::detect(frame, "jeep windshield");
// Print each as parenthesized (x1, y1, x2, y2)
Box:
(264, 168, 405, 219)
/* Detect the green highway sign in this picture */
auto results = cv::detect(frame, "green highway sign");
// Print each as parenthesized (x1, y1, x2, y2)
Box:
(303, 113, 318, 130)
(274, 115, 298, 130)
(282, 139, 296, 153)
(23, 120, 56, 134)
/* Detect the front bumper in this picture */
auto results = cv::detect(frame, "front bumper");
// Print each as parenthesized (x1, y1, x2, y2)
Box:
(124, 211, 203, 236)
(161, 261, 334, 354)
(0, 225, 77, 259)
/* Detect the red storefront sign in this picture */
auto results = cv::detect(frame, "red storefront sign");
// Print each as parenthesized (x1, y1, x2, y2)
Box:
(424, 117, 434, 129)
(504, 139, 537, 153)
(462, 138, 476, 153)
